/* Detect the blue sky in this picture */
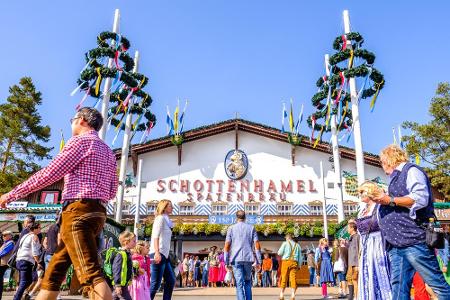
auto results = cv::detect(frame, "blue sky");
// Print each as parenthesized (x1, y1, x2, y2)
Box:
(1, 1, 449, 160)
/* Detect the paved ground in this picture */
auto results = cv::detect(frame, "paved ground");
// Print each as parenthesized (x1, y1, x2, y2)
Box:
(2, 287, 341, 299)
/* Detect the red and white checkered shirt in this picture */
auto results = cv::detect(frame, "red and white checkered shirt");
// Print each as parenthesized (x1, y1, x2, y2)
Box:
(5, 130, 118, 203)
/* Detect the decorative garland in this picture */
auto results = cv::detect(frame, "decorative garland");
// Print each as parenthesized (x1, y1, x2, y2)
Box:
(308, 31, 385, 142)
(144, 221, 338, 238)
(72, 30, 157, 141)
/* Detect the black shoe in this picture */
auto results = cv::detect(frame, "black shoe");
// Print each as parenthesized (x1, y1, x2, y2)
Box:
(22, 294, 31, 300)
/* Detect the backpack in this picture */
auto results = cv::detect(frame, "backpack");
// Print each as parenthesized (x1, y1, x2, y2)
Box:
(102, 247, 120, 281)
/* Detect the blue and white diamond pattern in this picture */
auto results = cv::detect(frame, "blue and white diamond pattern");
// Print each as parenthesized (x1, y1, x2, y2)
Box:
(172, 204, 179, 215)
(130, 204, 147, 215)
(107, 202, 115, 215)
(326, 204, 338, 215)
(228, 203, 245, 215)
(194, 204, 212, 215)
(260, 204, 277, 216)
(293, 204, 310, 215)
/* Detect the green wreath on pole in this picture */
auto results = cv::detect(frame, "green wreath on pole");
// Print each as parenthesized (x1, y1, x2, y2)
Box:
(307, 32, 385, 134)
(74, 31, 156, 135)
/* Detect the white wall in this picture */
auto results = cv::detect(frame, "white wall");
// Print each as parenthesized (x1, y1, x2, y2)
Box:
(122, 131, 387, 209)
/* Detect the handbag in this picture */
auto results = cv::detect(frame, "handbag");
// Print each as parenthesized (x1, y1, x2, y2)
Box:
(333, 257, 345, 273)
(224, 269, 233, 284)
(424, 214, 445, 249)
(7, 233, 32, 269)
(287, 242, 303, 285)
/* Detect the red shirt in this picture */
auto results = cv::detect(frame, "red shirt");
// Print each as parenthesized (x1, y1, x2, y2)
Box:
(5, 130, 118, 203)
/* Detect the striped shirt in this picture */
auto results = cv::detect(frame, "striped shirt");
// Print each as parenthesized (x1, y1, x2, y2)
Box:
(5, 130, 118, 202)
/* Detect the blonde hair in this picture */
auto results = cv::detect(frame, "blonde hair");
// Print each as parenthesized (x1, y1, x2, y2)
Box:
(358, 181, 383, 199)
(319, 238, 328, 247)
(118, 231, 135, 247)
(333, 239, 339, 248)
(155, 199, 172, 216)
(134, 240, 146, 255)
(380, 144, 408, 169)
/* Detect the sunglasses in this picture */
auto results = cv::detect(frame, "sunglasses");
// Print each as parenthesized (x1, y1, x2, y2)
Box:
(70, 117, 81, 124)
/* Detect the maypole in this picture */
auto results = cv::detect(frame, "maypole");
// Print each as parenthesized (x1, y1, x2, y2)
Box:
(308, 10, 385, 210)
(99, 9, 120, 141)
(325, 54, 345, 222)
(116, 51, 140, 222)
(343, 10, 365, 187)
(71, 10, 157, 222)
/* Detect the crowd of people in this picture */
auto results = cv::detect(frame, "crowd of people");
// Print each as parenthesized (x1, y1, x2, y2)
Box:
(0, 108, 449, 300)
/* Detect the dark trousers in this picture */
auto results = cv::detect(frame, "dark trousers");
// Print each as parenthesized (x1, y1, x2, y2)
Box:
(0, 265, 9, 300)
(13, 260, 34, 300)
(150, 253, 175, 300)
(112, 286, 132, 300)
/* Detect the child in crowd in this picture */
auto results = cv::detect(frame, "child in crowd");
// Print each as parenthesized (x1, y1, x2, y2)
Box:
(112, 231, 136, 300)
(129, 240, 151, 299)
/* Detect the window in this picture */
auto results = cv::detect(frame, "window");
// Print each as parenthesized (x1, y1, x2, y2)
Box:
(344, 203, 358, 216)
(277, 204, 292, 215)
(147, 203, 157, 215)
(212, 204, 228, 215)
(180, 205, 194, 215)
(327, 182, 334, 189)
(40, 190, 60, 204)
(310, 204, 323, 215)
(245, 204, 260, 215)
(122, 202, 131, 214)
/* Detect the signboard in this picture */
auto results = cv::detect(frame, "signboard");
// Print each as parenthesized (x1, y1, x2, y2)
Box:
(102, 220, 126, 249)
(6, 202, 28, 209)
(435, 209, 450, 221)
(17, 213, 57, 222)
(209, 215, 263, 225)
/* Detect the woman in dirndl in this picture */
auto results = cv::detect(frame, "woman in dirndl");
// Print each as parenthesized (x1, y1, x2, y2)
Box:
(208, 246, 219, 287)
(357, 181, 392, 300)
(317, 238, 334, 298)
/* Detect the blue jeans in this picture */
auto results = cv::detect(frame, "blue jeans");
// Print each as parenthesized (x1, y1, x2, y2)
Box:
(202, 268, 209, 286)
(232, 262, 253, 300)
(262, 271, 271, 287)
(388, 242, 450, 300)
(44, 254, 53, 269)
(308, 267, 315, 285)
(13, 260, 34, 300)
(150, 253, 175, 300)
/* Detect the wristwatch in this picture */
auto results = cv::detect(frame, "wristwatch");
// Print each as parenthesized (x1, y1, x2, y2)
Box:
(389, 196, 396, 207)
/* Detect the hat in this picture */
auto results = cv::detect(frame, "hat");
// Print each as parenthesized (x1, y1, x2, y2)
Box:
(2, 231, 12, 236)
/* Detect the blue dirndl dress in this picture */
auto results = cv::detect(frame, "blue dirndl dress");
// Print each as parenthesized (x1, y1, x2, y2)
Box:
(320, 247, 334, 284)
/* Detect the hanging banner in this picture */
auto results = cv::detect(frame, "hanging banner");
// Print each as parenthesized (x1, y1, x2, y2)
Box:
(209, 215, 264, 225)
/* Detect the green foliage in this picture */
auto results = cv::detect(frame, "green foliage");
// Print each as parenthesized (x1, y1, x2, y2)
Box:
(402, 82, 450, 199)
(146, 221, 337, 238)
(308, 32, 385, 133)
(0, 77, 52, 193)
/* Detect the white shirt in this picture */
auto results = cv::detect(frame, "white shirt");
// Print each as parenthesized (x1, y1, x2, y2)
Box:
(150, 215, 173, 258)
(395, 162, 430, 219)
(16, 233, 41, 264)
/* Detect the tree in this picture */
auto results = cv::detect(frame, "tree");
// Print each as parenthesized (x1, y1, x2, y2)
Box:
(402, 82, 450, 200)
(0, 77, 52, 194)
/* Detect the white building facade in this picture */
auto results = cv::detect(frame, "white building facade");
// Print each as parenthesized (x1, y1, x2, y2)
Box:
(111, 119, 387, 220)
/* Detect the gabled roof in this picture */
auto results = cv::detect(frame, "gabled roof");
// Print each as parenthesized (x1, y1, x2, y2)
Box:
(115, 118, 381, 167)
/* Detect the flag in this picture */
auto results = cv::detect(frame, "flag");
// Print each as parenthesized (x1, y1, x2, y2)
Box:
(59, 130, 65, 152)
(173, 105, 179, 134)
(392, 127, 397, 145)
(179, 99, 188, 133)
(166, 106, 174, 135)
(295, 104, 304, 135)
(289, 99, 294, 132)
(281, 103, 287, 133)
(415, 153, 421, 165)
(398, 125, 404, 148)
